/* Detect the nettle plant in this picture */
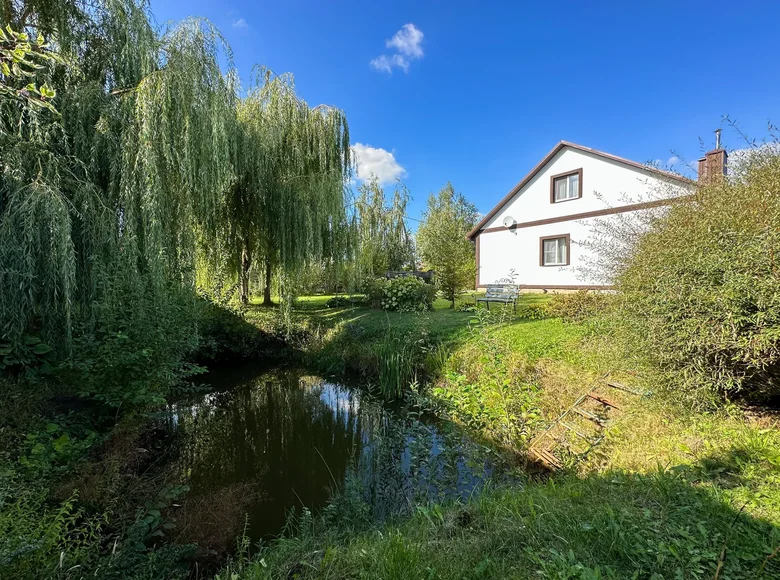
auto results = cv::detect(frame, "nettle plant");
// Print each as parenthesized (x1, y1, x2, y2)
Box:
(371, 277, 436, 313)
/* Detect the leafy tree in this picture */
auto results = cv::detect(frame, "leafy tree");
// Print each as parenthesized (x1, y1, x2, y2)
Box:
(353, 176, 414, 283)
(0, 0, 354, 345)
(221, 68, 352, 305)
(416, 183, 478, 308)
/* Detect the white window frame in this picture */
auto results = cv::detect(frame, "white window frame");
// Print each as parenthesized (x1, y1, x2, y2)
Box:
(550, 169, 583, 203)
(540, 235, 570, 267)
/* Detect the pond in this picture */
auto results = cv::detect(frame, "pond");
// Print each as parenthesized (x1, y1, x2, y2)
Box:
(159, 362, 503, 549)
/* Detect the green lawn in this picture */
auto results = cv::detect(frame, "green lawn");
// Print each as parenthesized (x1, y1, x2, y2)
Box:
(220, 461, 779, 579)
(226, 293, 780, 579)
(251, 292, 550, 343)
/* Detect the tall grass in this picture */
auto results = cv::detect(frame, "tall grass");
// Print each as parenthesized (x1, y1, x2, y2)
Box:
(377, 333, 416, 401)
(215, 461, 780, 579)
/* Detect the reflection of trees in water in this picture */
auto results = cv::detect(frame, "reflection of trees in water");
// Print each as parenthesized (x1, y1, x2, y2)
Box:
(166, 370, 365, 539)
(162, 367, 496, 540)
(355, 407, 495, 520)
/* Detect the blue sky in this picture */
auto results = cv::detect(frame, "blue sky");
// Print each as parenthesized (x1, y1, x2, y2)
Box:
(151, 0, 780, 223)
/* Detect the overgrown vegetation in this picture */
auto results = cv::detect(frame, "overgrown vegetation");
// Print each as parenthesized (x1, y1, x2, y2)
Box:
(0, 0, 347, 576)
(3, 1, 780, 578)
(614, 145, 780, 406)
(218, 465, 779, 579)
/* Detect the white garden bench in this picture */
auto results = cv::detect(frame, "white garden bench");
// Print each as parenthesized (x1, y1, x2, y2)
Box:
(475, 284, 521, 313)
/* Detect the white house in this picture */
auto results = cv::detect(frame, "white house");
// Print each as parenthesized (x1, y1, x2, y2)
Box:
(468, 141, 725, 290)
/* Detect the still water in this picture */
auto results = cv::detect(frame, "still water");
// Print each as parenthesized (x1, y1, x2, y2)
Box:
(162, 363, 501, 545)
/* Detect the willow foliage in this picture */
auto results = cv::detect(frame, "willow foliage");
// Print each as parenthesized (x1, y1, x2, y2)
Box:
(219, 67, 352, 303)
(1, 1, 352, 355)
(352, 176, 413, 283)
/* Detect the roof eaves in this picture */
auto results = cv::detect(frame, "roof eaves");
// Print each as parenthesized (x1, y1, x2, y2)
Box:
(466, 141, 694, 240)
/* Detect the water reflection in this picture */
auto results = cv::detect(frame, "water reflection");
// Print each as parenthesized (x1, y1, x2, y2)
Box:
(164, 364, 498, 543)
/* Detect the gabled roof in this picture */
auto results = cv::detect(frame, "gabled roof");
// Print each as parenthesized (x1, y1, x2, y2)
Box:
(467, 141, 694, 240)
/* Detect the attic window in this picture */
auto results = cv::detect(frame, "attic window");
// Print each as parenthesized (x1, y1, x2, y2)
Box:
(550, 169, 583, 203)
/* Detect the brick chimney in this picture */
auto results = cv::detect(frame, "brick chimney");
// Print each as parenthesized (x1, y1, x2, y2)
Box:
(697, 129, 727, 183)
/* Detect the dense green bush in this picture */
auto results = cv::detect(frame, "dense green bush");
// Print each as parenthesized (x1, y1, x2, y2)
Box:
(367, 277, 436, 313)
(195, 298, 284, 362)
(617, 148, 780, 404)
(325, 296, 355, 308)
(543, 290, 615, 322)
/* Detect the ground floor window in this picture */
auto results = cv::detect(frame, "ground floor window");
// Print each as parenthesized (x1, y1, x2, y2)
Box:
(540, 234, 570, 266)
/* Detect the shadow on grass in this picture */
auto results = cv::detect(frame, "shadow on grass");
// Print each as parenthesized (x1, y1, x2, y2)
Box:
(225, 450, 780, 579)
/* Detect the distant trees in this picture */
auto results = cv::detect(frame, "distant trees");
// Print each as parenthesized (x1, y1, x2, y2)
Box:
(416, 183, 478, 308)
(226, 69, 351, 305)
(353, 176, 415, 282)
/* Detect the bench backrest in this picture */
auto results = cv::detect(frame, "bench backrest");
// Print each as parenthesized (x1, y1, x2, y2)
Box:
(485, 284, 519, 299)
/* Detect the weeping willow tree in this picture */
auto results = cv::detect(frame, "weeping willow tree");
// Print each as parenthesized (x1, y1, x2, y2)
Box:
(2, 0, 355, 365)
(1, 0, 238, 356)
(352, 176, 414, 284)
(218, 68, 352, 305)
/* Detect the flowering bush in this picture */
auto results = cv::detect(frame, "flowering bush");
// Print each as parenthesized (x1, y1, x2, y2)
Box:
(367, 276, 436, 312)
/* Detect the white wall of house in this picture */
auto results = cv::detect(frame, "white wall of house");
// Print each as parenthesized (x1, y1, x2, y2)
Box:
(475, 146, 689, 288)
(479, 217, 600, 287)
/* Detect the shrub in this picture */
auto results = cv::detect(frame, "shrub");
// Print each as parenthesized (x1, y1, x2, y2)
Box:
(195, 298, 283, 362)
(325, 296, 353, 308)
(367, 277, 436, 313)
(616, 147, 780, 404)
(542, 290, 614, 322)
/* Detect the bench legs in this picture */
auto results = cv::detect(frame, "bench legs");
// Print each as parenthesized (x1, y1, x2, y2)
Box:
(476, 300, 517, 314)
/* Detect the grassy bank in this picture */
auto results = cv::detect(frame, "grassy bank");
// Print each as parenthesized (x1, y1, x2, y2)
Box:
(224, 293, 780, 579)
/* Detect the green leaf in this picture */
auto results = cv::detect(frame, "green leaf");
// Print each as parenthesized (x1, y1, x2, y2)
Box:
(53, 433, 70, 451)
(33, 343, 53, 355)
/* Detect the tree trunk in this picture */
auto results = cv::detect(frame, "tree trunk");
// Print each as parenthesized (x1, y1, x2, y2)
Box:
(262, 259, 274, 306)
(240, 239, 251, 305)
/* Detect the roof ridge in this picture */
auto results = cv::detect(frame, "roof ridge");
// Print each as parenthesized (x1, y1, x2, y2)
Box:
(466, 141, 693, 239)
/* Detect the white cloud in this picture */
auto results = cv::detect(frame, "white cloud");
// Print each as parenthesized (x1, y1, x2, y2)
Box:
(370, 23, 424, 74)
(352, 143, 406, 185)
(387, 23, 424, 58)
(667, 155, 680, 166)
(370, 54, 410, 74)
(726, 143, 780, 178)
(232, 17, 248, 29)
